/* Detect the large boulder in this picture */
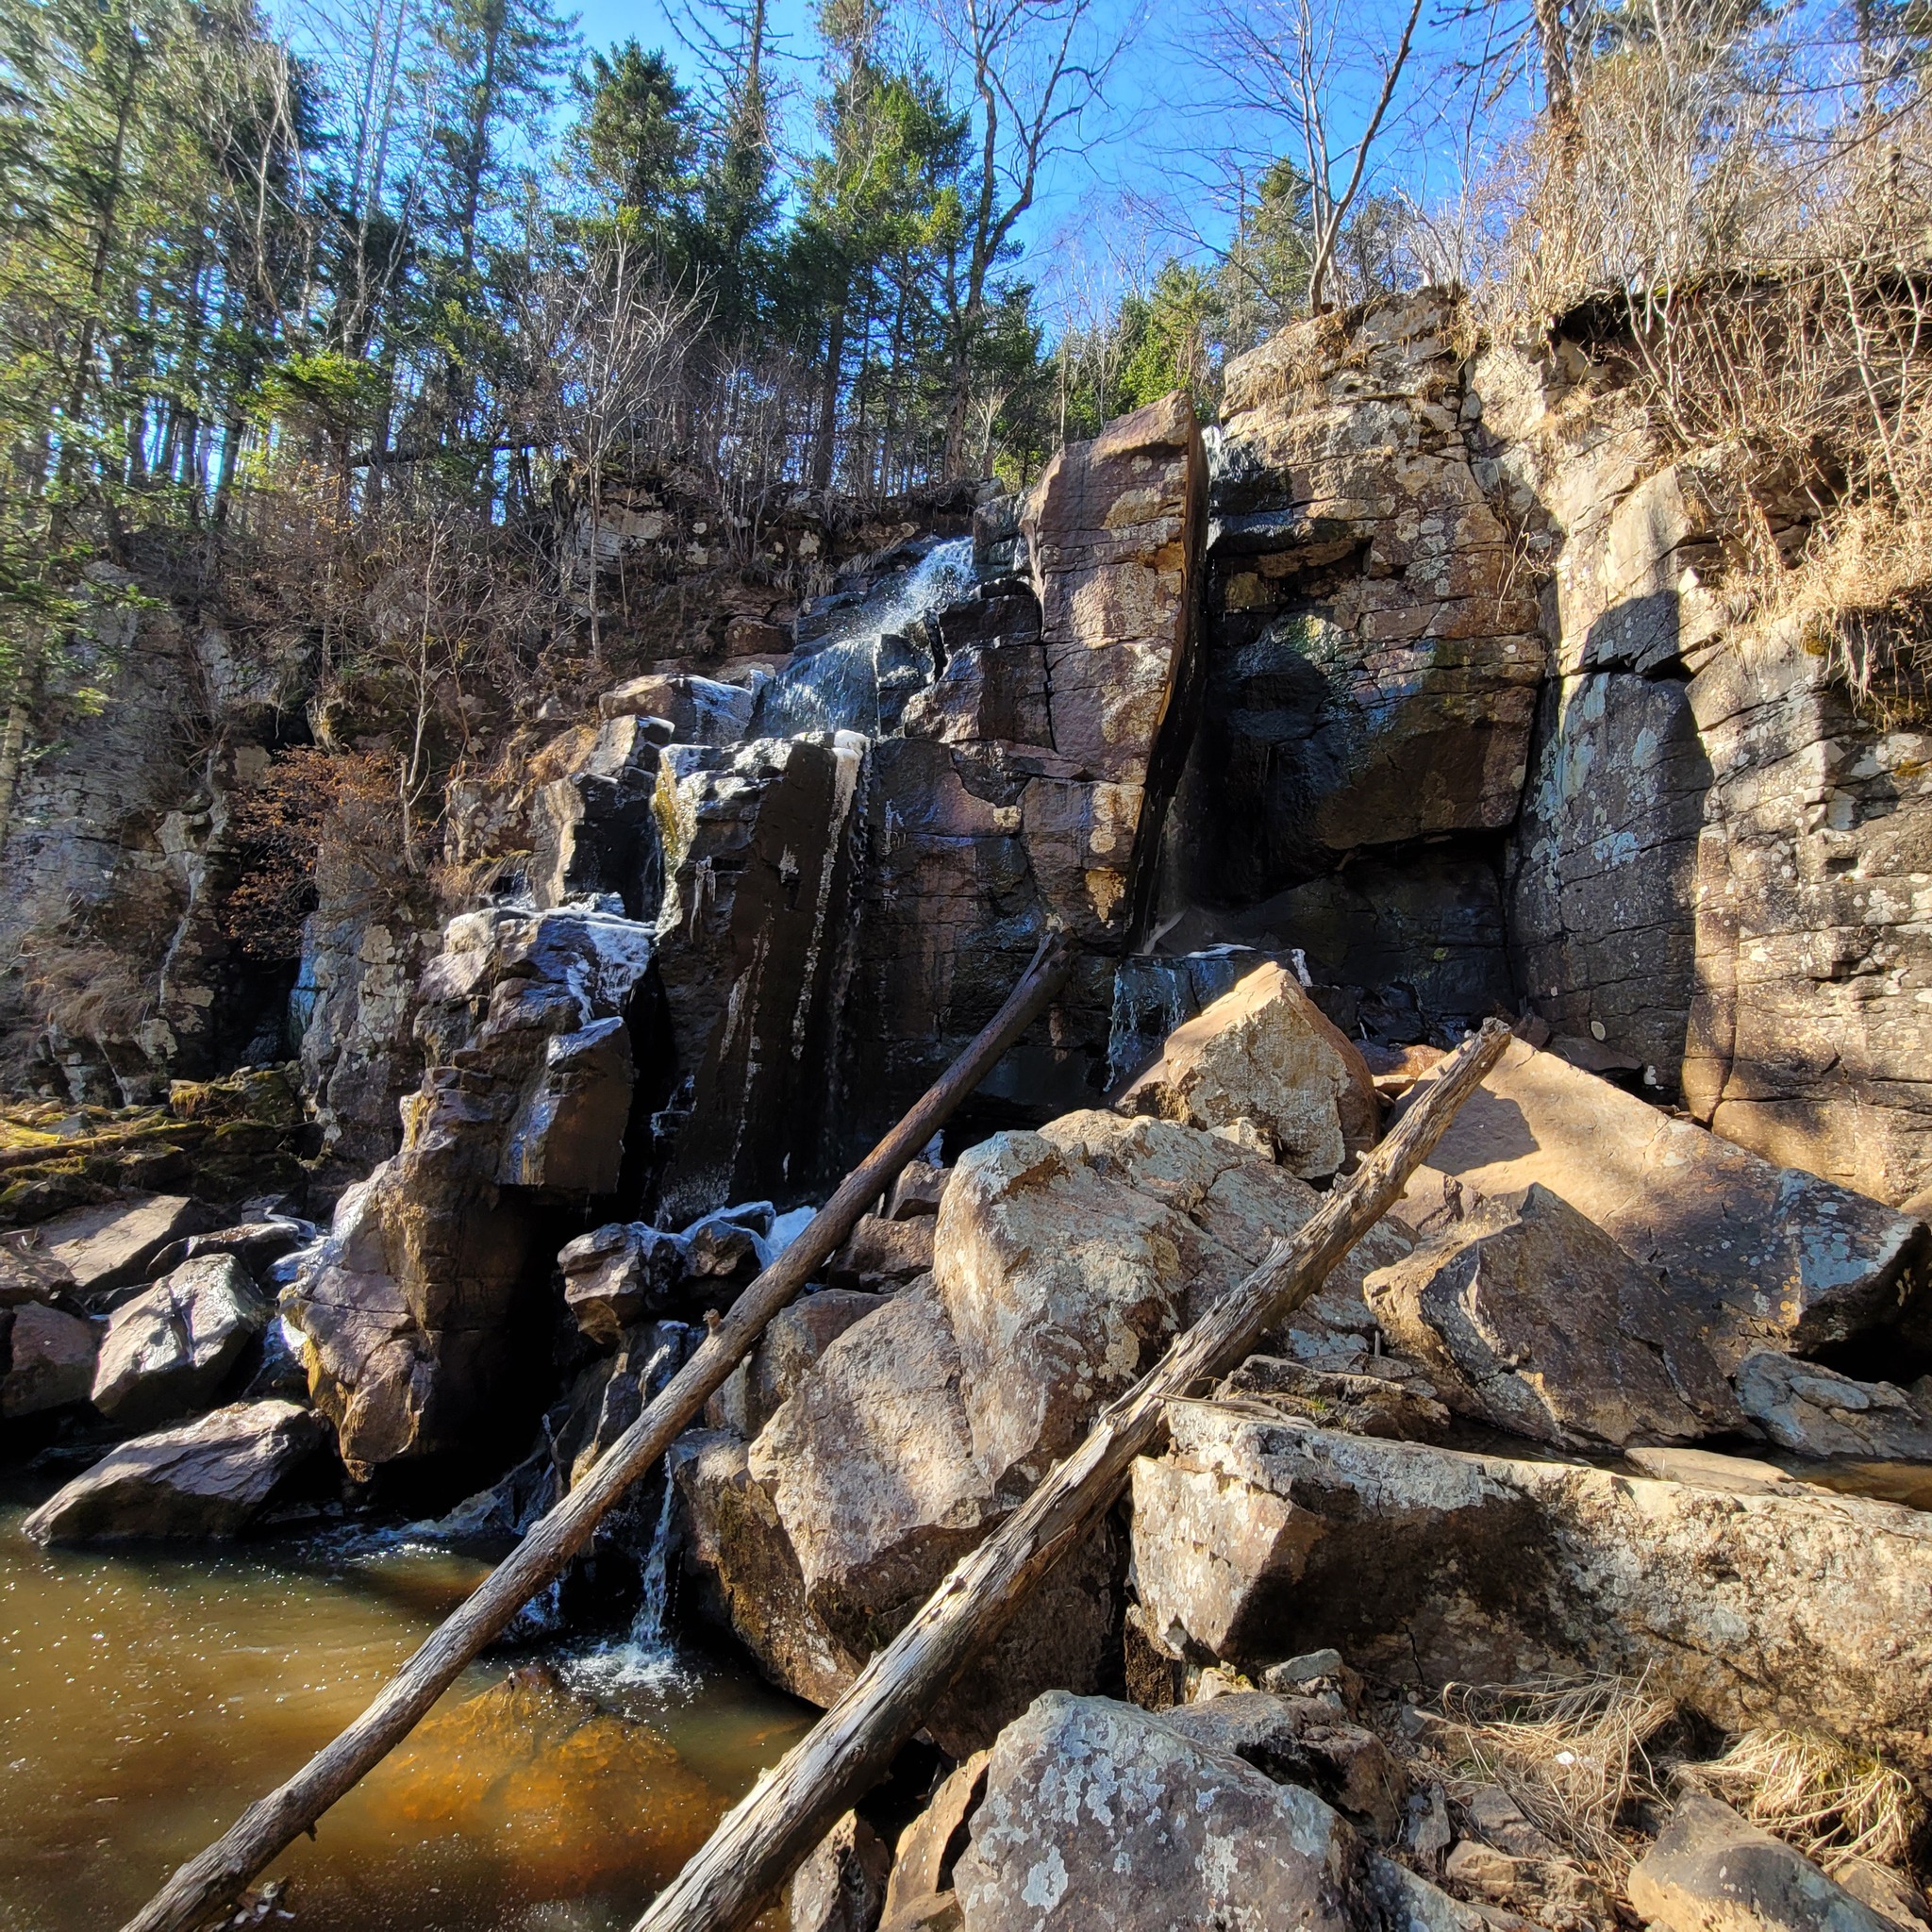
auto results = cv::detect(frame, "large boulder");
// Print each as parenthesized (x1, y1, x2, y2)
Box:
(287, 905, 655, 1474)
(1363, 1182, 1741, 1448)
(1629, 1790, 1895, 1932)
(23, 1400, 322, 1541)
(0, 1192, 212, 1307)
(933, 1111, 1410, 1491)
(91, 1255, 268, 1427)
(1397, 1038, 1929, 1370)
(1118, 960, 1379, 1178)
(675, 1281, 1117, 1756)
(950, 1692, 1472, 1932)
(0, 1301, 98, 1417)
(1131, 1405, 1932, 1784)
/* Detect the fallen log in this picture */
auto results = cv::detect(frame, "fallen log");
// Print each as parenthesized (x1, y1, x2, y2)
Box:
(632, 1015, 1514, 1932)
(120, 930, 1075, 1932)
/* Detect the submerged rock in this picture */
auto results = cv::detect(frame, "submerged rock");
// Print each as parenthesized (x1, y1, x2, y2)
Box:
(1398, 1039, 1930, 1370)
(1629, 1790, 1895, 1932)
(91, 1255, 268, 1427)
(1120, 960, 1380, 1180)
(1363, 1182, 1741, 1448)
(23, 1400, 322, 1541)
(1131, 1405, 1932, 1781)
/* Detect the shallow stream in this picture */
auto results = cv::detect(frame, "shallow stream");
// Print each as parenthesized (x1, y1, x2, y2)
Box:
(0, 1481, 810, 1932)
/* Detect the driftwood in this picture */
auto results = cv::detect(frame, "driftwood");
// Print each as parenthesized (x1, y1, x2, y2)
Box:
(120, 931, 1074, 1932)
(632, 1016, 1514, 1932)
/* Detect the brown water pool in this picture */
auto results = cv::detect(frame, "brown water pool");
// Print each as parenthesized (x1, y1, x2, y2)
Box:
(0, 1491, 811, 1931)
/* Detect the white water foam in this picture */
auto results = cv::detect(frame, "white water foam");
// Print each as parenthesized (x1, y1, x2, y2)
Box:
(560, 1456, 695, 1697)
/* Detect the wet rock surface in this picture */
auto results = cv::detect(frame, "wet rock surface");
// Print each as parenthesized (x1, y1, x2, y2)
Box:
(91, 1255, 269, 1427)
(287, 905, 655, 1474)
(0, 1300, 98, 1416)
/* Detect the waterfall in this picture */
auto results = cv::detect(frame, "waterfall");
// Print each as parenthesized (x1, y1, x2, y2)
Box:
(561, 1451, 692, 1696)
(754, 537, 975, 739)
(631, 1455, 677, 1649)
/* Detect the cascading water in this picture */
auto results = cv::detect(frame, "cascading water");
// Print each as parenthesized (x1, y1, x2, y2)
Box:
(754, 536, 976, 739)
(563, 1451, 691, 1695)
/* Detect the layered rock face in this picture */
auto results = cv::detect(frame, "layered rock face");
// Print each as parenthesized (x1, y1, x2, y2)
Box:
(1476, 339, 1932, 1198)
(287, 905, 655, 1474)
(1161, 295, 1543, 931)
(836, 396, 1208, 1145)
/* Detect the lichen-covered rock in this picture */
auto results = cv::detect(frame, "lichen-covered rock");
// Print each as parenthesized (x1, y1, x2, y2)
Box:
(957, 1692, 1365, 1932)
(91, 1255, 268, 1426)
(23, 1400, 322, 1541)
(707, 1289, 885, 1440)
(952, 1692, 1448, 1932)
(1735, 1353, 1932, 1462)
(1119, 960, 1379, 1178)
(1158, 1690, 1408, 1840)
(1399, 1038, 1928, 1370)
(0, 1301, 97, 1416)
(1132, 1406, 1932, 1782)
(1629, 1790, 1895, 1932)
(1683, 618, 1932, 1210)
(1507, 670, 1708, 1096)
(1363, 1182, 1741, 1448)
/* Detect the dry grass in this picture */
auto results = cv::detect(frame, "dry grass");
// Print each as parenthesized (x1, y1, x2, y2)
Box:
(1451, 41, 1932, 723)
(1679, 1727, 1924, 1874)
(1436, 1673, 1675, 1871)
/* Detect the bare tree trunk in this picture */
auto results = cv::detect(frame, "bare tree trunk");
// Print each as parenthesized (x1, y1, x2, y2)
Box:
(812, 306, 845, 491)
